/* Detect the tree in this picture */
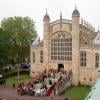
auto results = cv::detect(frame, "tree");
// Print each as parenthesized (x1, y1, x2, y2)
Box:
(1, 16, 37, 63)
(0, 28, 12, 68)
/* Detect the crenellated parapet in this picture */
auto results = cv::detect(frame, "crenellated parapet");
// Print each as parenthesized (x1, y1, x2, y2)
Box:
(81, 18, 95, 32)
(80, 18, 96, 46)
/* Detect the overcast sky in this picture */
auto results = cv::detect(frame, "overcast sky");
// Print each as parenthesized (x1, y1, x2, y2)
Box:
(0, 0, 99, 39)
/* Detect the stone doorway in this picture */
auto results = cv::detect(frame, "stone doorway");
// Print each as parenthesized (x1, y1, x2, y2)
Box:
(58, 64, 64, 72)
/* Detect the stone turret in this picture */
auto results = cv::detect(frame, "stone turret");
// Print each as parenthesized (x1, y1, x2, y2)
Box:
(43, 10, 50, 39)
(72, 7, 80, 85)
(72, 7, 80, 26)
(43, 10, 50, 70)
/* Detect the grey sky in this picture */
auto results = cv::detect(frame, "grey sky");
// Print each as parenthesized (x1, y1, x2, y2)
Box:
(0, 0, 99, 39)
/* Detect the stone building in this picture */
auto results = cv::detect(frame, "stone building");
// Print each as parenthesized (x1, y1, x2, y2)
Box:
(30, 7, 100, 85)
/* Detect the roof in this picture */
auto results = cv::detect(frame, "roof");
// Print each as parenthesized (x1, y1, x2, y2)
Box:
(94, 31, 100, 44)
(43, 14, 50, 21)
(72, 7, 80, 17)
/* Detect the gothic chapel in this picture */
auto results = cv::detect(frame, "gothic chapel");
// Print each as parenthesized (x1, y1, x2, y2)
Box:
(30, 7, 100, 85)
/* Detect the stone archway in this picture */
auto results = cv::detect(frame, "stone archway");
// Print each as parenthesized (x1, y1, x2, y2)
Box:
(58, 64, 64, 72)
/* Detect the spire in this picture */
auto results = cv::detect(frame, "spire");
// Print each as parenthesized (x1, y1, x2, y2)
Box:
(75, 4, 77, 10)
(43, 8, 50, 21)
(60, 12, 62, 33)
(72, 5, 80, 17)
(60, 12, 62, 20)
(46, 8, 47, 15)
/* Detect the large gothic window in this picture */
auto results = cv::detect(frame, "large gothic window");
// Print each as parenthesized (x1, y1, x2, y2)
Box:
(33, 52, 35, 63)
(51, 33, 72, 61)
(40, 50, 43, 63)
(80, 51, 86, 66)
(95, 53, 99, 68)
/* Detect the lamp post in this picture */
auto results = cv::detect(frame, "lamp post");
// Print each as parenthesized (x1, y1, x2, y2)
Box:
(17, 65, 20, 80)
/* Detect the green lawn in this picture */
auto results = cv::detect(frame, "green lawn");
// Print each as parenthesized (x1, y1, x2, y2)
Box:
(6, 74, 32, 86)
(64, 86, 90, 100)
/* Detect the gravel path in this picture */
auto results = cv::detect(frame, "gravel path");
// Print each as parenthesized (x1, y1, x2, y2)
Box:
(0, 85, 65, 100)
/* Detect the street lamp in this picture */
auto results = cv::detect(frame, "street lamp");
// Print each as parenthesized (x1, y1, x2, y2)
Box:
(17, 65, 20, 80)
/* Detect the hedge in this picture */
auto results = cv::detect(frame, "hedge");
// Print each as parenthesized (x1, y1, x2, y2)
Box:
(4, 70, 30, 79)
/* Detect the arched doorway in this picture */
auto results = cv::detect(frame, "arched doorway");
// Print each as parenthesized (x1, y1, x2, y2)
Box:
(58, 64, 64, 72)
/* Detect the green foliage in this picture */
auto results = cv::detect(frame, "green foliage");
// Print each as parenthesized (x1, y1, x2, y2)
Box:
(0, 28, 12, 67)
(1, 16, 37, 63)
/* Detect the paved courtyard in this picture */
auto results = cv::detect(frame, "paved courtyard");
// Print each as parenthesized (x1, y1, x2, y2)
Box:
(0, 86, 65, 100)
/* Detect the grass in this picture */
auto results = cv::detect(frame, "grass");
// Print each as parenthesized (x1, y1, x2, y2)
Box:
(6, 74, 32, 86)
(64, 85, 90, 100)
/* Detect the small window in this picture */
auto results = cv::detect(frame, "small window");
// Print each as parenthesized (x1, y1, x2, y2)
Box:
(84, 78, 86, 80)
(95, 53, 99, 68)
(80, 51, 86, 67)
(89, 78, 92, 81)
(33, 52, 35, 63)
(40, 50, 43, 63)
(84, 42, 87, 44)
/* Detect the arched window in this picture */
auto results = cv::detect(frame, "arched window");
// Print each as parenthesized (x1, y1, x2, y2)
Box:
(80, 51, 86, 66)
(51, 33, 72, 61)
(33, 52, 35, 63)
(95, 53, 99, 68)
(40, 50, 43, 63)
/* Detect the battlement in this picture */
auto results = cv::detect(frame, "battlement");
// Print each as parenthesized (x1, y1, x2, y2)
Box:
(80, 18, 95, 32)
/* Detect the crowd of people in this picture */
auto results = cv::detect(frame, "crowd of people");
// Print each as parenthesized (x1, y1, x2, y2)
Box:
(0, 69, 72, 100)
(16, 69, 72, 97)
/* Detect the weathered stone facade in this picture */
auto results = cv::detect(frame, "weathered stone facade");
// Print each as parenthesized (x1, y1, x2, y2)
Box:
(30, 8, 100, 85)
